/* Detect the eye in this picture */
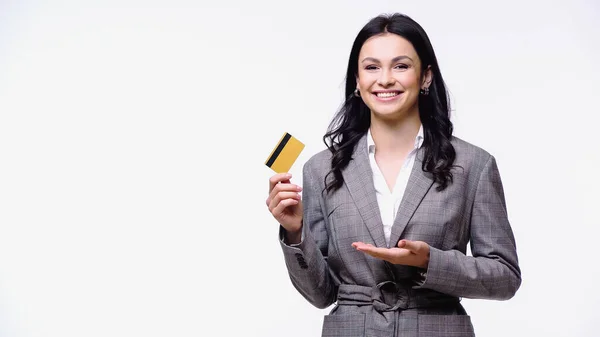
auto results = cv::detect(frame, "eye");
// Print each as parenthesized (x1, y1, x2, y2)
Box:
(394, 64, 409, 70)
(365, 65, 379, 71)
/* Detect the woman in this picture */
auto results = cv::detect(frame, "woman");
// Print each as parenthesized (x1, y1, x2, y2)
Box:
(266, 13, 521, 337)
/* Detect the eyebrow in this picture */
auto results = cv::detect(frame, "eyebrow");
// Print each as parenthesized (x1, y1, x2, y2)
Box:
(361, 55, 414, 63)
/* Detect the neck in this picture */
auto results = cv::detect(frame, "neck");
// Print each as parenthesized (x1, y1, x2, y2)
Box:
(369, 110, 422, 155)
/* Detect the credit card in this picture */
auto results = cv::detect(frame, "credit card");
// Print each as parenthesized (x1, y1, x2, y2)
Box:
(265, 132, 305, 173)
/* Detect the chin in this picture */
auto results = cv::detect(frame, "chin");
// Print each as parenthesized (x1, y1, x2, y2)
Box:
(371, 105, 419, 121)
(371, 106, 405, 117)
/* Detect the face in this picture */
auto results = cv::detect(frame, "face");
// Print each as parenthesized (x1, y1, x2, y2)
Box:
(356, 33, 431, 120)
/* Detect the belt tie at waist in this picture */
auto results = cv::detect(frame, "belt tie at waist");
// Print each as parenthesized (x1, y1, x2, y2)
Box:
(336, 282, 460, 313)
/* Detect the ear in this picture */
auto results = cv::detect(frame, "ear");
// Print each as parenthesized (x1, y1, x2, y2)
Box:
(421, 65, 433, 89)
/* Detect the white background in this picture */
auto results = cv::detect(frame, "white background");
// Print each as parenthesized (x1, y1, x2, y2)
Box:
(0, 1, 599, 336)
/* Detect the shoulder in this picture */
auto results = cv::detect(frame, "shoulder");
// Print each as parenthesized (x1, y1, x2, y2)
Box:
(299, 148, 332, 191)
(303, 132, 367, 175)
(303, 148, 332, 175)
(450, 135, 496, 176)
(451, 136, 491, 160)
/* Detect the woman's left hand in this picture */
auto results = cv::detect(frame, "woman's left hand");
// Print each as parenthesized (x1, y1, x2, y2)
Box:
(352, 240, 430, 269)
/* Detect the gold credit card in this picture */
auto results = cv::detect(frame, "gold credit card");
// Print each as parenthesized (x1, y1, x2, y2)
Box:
(265, 133, 305, 173)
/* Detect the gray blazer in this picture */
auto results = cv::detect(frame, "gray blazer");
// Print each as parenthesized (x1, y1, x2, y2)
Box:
(279, 134, 521, 337)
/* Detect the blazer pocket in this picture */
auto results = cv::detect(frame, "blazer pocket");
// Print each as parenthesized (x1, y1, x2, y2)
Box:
(418, 314, 475, 337)
(322, 314, 365, 337)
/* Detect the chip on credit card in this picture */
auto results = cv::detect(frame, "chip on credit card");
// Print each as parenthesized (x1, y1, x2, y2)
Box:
(265, 133, 305, 173)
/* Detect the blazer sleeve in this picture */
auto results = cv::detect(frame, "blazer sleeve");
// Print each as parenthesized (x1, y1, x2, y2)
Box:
(414, 155, 522, 300)
(278, 159, 337, 309)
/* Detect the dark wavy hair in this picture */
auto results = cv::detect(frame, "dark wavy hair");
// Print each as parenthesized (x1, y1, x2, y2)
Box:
(323, 13, 456, 193)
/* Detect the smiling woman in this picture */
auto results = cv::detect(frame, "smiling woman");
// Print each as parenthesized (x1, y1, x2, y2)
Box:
(266, 12, 521, 337)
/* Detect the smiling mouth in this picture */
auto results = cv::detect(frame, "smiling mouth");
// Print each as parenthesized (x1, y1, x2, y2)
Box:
(373, 91, 403, 99)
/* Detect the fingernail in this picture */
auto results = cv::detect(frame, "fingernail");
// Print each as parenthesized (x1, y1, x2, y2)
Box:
(297, 186, 303, 191)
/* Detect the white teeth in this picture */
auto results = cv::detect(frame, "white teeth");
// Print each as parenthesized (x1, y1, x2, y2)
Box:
(376, 92, 399, 98)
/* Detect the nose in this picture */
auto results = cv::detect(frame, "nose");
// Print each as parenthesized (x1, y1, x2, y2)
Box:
(377, 69, 395, 86)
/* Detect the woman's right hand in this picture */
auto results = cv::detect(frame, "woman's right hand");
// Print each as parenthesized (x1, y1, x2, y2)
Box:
(266, 173, 303, 238)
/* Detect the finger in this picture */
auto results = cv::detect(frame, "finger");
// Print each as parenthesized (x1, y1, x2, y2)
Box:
(351, 242, 373, 250)
(272, 198, 300, 218)
(269, 173, 292, 192)
(272, 182, 302, 193)
(355, 244, 413, 263)
(268, 189, 300, 210)
(354, 245, 391, 259)
(397, 240, 420, 253)
(269, 191, 301, 211)
(364, 249, 394, 262)
(351, 241, 365, 248)
(268, 182, 303, 203)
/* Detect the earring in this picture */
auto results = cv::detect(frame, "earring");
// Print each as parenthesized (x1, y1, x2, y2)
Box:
(420, 87, 429, 96)
(354, 88, 361, 97)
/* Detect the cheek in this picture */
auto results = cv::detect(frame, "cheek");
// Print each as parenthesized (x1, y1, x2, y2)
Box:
(357, 73, 375, 89)
(397, 71, 420, 88)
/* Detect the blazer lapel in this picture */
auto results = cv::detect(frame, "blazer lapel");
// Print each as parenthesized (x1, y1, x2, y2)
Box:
(341, 134, 387, 248)
(389, 149, 435, 247)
